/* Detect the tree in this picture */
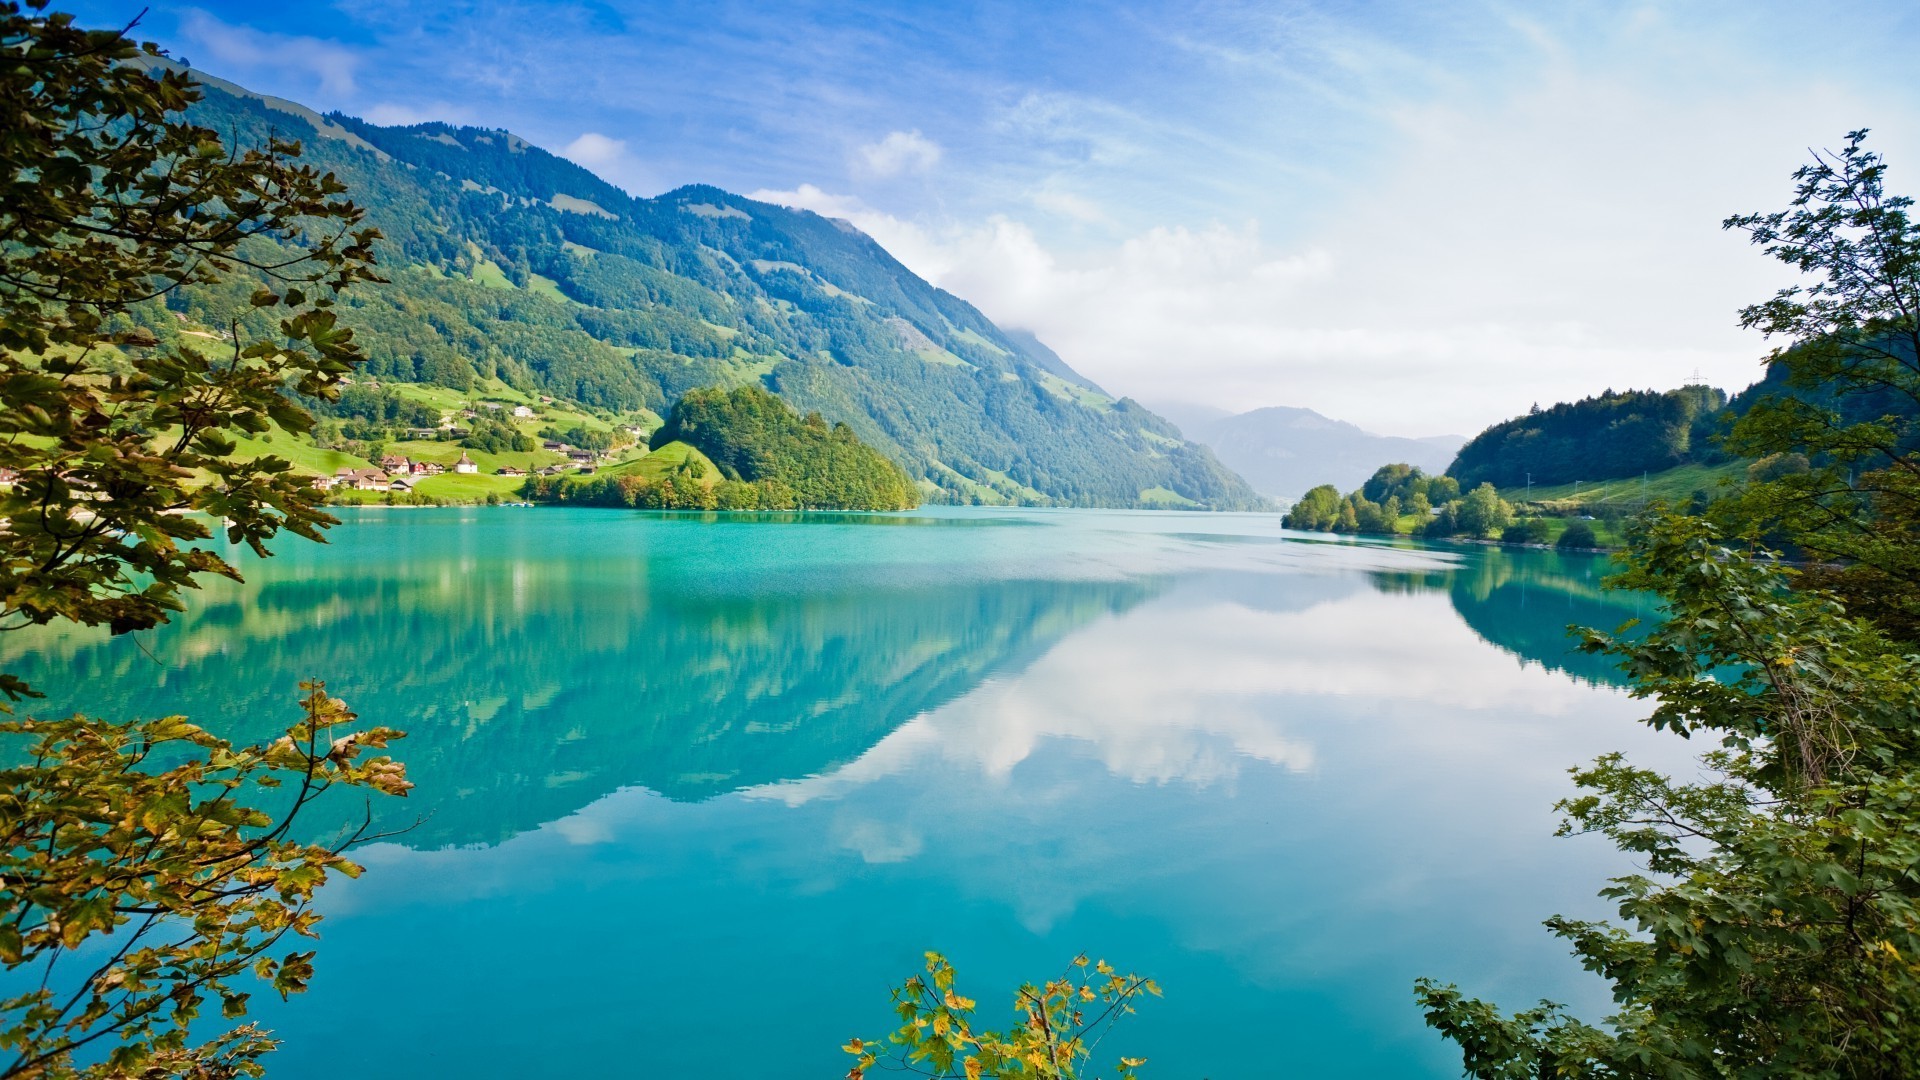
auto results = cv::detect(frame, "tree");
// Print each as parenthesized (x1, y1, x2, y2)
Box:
(0, 7, 405, 1076)
(0, 2, 381, 655)
(1418, 515, 1920, 1078)
(1453, 483, 1514, 538)
(844, 952, 1159, 1080)
(1283, 484, 1342, 531)
(1717, 130, 1920, 638)
(1418, 133, 1920, 1076)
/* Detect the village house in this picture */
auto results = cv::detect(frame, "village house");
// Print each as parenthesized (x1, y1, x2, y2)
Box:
(496, 465, 525, 476)
(542, 441, 566, 452)
(335, 467, 391, 491)
(512, 405, 535, 418)
(309, 473, 340, 491)
(379, 454, 410, 474)
(453, 451, 479, 475)
(388, 476, 418, 493)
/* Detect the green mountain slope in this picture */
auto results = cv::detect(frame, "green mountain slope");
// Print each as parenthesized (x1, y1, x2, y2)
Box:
(150, 65, 1263, 510)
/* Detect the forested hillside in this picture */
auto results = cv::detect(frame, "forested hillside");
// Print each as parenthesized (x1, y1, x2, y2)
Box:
(139, 63, 1261, 510)
(1448, 385, 1727, 488)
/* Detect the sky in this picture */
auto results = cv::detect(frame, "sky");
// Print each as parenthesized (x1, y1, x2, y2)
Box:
(65, 0, 1920, 436)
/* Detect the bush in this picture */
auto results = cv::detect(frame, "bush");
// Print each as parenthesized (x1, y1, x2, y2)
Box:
(1557, 520, 1599, 549)
(1502, 518, 1551, 545)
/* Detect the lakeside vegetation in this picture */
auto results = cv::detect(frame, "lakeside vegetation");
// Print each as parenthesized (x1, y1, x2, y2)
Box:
(1283, 464, 1623, 549)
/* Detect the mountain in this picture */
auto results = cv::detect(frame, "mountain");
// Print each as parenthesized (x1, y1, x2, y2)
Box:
(1154, 403, 1463, 500)
(148, 64, 1264, 510)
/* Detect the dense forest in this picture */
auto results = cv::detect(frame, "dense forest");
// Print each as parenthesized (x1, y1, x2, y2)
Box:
(1448, 385, 1727, 488)
(652, 385, 918, 508)
(132, 65, 1262, 511)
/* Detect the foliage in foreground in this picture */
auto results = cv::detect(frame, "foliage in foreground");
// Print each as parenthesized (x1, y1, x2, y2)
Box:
(845, 952, 1158, 1080)
(1417, 515, 1920, 1077)
(1, 5, 407, 1076)
(0, 684, 411, 1079)
(1710, 130, 1920, 641)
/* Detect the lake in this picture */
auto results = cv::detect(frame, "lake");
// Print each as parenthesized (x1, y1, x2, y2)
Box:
(2, 506, 1690, 1077)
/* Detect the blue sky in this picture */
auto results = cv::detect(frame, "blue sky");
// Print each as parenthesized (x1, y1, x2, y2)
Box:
(67, 0, 1920, 434)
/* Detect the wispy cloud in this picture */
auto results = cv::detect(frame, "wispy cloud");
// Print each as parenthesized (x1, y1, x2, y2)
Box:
(855, 129, 942, 178)
(177, 8, 361, 96)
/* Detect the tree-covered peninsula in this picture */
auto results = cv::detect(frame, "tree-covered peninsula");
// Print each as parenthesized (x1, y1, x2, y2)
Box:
(523, 385, 919, 510)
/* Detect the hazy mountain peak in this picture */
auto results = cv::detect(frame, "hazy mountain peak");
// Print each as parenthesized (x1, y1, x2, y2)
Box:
(1151, 402, 1465, 499)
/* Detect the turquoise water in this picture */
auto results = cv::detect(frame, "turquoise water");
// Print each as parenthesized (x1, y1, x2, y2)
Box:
(4, 507, 1687, 1077)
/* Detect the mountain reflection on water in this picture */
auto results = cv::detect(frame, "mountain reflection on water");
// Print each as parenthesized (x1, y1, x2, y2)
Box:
(1, 508, 1685, 1078)
(2, 512, 1642, 850)
(1371, 541, 1650, 688)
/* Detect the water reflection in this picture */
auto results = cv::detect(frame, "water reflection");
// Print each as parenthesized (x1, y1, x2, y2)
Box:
(1373, 543, 1649, 687)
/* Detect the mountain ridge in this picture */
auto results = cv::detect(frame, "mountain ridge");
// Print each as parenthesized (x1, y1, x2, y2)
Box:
(154, 63, 1267, 510)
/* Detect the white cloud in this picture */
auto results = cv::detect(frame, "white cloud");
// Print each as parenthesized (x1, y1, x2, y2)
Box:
(559, 132, 658, 196)
(855, 129, 943, 178)
(1028, 189, 1111, 225)
(178, 9, 360, 96)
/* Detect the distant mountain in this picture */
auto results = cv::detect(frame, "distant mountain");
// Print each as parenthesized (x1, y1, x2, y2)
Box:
(1152, 403, 1463, 500)
(145, 63, 1263, 510)
(1150, 401, 1235, 441)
